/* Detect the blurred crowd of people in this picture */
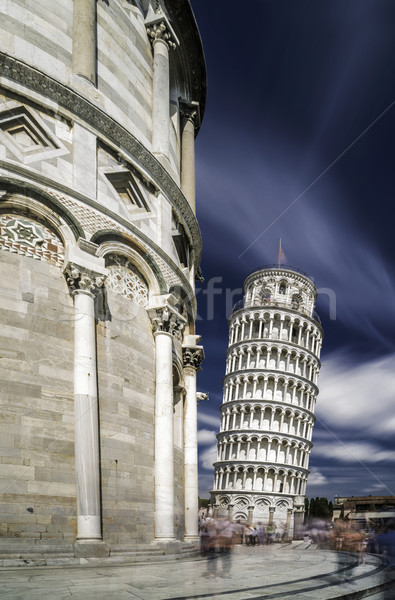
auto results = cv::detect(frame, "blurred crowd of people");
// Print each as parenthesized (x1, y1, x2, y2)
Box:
(199, 517, 286, 553)
(198, 516, 291, 579)
(198, 514, 395, 587)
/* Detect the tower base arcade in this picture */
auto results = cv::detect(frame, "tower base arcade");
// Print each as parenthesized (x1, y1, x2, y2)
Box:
(210, 493, 306, 540)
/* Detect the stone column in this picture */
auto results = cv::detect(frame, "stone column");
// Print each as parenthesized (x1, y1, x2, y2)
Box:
(182, 344, 204, 541)
(173, 386, 185, 450)
(228, 504, 234, 521)
(72, 0, 96, 84)
(148, 301, 185, 541)
(286, 509, 293, 536)
(146, 20, 178, 158)
(180, 102, 199, 214)
(64, 253, 107, 542)
(247, 505, 254, 525)
(293, 496, 305, 539)
(268, 507, 275, 525)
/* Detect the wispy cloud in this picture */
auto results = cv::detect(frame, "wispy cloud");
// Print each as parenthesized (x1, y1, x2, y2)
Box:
(198, 412, 220, 428)
(199, 443, 217, 471)
(197, 429, 217, 444)
(317, 352, 395, 434)
(308, 469, 328, 487)
(313, 441, 395, 464)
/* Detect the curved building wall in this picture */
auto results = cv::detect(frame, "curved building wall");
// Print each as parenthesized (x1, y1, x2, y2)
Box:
(0, 2, 153, 153)
(211, 267, 323, 537)
(0, 0, 205, 557)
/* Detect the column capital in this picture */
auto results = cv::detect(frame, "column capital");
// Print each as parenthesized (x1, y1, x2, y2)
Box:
(64, 263, 106, 296)
(182, 345, 204, 372)
(63, 244, 107, 295)
(179, 100, 200, 128)
(146, 18, 179, 50)
(293, 495, 305, 508)
(148, 297, 186, 341)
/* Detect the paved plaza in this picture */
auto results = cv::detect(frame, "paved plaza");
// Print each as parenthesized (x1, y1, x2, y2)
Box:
(1, 542, 394, 600)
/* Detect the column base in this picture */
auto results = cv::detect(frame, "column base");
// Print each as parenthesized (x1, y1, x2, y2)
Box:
(154, 539, 183, 555)
(77, 515, 102, 539)
(184, 535, 199, 543)
(74, 540, 110, 558)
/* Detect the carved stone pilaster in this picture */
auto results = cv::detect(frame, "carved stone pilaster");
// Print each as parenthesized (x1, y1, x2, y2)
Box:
(146, 20, 178, 50)
(64, 263, 106, 296)
(182, 346, 204, 372)
(293, 495, 305, 509)
(148, 305, 186, 341)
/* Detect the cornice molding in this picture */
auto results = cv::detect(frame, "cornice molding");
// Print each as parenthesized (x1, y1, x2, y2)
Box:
(0, 52, 202, 271)
(0, 164, 196, 306)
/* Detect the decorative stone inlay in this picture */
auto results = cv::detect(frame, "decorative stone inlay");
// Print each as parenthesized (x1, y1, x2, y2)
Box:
(146, 21, 177, 50)
(255, 498, 271, 507)
(0, 105, 60, 158)
(46, 189, 182, 288)
(105, 254, 148, 307)
(5, 218, 44, 247)
(182, 346, 204, 371)
(64, 263, 105, 296)
(218, 497, 230, 508)
(148, 305, 186, 341)
(235, 497, 248, 508)
(0, 52, 202, 272)
(0, 214, 64, 266)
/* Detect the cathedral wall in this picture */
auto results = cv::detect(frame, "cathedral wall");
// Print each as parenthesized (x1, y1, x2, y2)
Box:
(0, 250, 77, 543)
(0, 1, 183, 177)
(96, 1, 154, 153)
(97, 290, 156, 546)
(0, 0, 205, 556)
(0, 2, 157, 155)
(0, 1, 73, 84)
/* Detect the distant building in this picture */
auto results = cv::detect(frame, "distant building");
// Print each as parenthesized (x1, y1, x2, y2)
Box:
(0, 0, 206, 558)
(210, 265, 323, 538)
(333, 496, 395, 525)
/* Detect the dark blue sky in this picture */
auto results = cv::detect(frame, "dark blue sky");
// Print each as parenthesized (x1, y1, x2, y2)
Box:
(191, 0, 395, 499)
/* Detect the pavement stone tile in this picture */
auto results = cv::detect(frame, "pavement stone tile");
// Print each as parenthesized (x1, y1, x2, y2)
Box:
(0, 546, 394, 599)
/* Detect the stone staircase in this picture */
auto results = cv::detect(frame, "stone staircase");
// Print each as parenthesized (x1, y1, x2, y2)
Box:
(0, 538, 200, 568)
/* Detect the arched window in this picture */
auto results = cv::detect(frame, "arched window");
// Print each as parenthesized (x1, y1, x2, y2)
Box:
(279, 281, 287, 295)
(105, 254, 148, 306)
(291, 293, 303, 310)
(262, 288, 271, 304)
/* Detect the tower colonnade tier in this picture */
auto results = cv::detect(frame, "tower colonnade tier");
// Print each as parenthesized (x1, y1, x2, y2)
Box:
(211, 266, 323, 537)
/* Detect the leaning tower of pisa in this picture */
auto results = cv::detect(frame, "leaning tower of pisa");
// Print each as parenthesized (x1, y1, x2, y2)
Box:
(211, 265, 323, 538)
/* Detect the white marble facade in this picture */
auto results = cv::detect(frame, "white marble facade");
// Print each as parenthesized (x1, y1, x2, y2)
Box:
(211, 266, 323, 538)
(0, 0, 206, 556)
